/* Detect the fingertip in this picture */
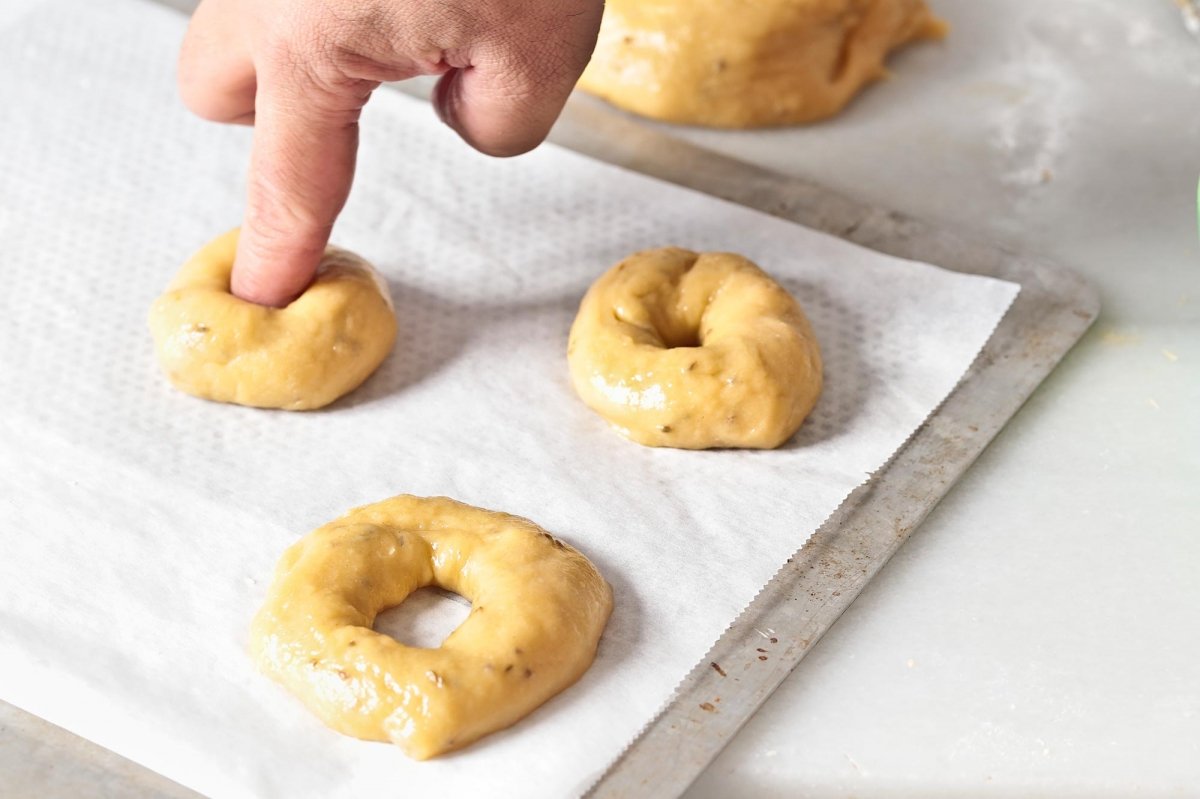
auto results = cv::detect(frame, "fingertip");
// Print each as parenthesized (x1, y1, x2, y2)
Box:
(231, 230, 325, 307)
(234, 68, 362, 307)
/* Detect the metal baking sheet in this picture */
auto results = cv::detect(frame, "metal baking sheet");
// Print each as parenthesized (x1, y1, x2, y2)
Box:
(0, 56, 1098, 799)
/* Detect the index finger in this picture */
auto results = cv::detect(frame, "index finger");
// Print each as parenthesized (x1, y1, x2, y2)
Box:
(232, 66, 370, 307)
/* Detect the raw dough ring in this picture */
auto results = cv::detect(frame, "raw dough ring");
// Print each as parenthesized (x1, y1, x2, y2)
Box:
(250, 495, 613, 760)
(148, 229, 396, 410)
(568, 248, 822, 449)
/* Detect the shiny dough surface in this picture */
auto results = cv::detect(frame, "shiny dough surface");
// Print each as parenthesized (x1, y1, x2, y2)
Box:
(250, 495, 613, 760)
(148, 229, 396, 410)
(568, 248, 822, 449)
(577, 0, 945, 128)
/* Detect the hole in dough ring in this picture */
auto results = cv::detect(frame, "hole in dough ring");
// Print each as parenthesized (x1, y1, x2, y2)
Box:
(250, 495, 614, 760)
(147, 229, 397, 410)
(567, 247, 822, 449)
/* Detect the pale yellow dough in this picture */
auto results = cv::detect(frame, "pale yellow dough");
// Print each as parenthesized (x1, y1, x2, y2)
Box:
(148, 229, 396, 410)
(250, 495, 613, 760)
(577, 0, 946, 128)
(568, 248, 822, 449)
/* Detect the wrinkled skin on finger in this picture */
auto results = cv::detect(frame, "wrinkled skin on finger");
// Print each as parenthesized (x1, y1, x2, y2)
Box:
(178, 0, 603, 306)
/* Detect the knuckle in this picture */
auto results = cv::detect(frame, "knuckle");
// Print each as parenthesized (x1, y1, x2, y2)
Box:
(260, 6, 355, 74)
(243, 165, 338, 255)
(245, 175, 320, 238)
(257, 11, 383, 110)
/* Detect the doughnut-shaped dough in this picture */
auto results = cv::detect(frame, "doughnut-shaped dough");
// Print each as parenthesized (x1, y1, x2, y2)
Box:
(577, 0, 946, 128)
(250, 495, 613, 760)
(568, 248, 822, 449)
(148, 229, 396, 410)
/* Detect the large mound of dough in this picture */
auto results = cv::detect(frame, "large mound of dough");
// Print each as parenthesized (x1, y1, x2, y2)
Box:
(577, 0, 945, 128)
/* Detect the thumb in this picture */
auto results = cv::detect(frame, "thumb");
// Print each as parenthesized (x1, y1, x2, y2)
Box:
(433, 10, 601, 157)
(232, 66, 370, 306)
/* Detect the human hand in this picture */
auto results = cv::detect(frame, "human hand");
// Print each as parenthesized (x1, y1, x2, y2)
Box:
(178, 0, 603, 306)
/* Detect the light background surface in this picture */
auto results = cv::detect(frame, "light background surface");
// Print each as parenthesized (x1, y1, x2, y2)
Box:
(0, 0, 1197, 797)
(675, 1, 1200, 796)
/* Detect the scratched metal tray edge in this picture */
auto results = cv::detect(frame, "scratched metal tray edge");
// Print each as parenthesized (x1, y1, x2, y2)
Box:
(548, 96, 1100, 797)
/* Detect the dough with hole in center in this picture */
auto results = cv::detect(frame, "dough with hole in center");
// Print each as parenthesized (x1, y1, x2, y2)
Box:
(250, 495, 613, 760)
(568, 248, 822, 449)
(577, 0, 946, 128)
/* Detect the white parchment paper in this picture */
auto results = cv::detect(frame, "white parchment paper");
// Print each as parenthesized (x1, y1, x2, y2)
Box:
(0, 1, 1018, 796)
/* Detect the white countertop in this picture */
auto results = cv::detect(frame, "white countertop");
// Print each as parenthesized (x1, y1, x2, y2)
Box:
(678, 1, 1200, 795)
(2, 0, 1197, 796)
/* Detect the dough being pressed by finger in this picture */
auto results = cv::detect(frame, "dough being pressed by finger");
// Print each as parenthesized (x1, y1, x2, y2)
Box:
(148, 229, 397, 410)
(577, 0, 946, 128)
(568, 248, 822, 449)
